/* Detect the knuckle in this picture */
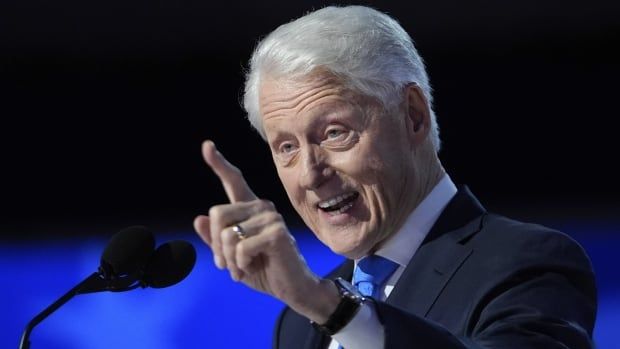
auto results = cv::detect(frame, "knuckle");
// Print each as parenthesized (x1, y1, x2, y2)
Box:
(266, 224, 287, 247)
(262, 211, 280, 224)
(259, 199, 275, 210)
(229, 167, 244, 183)
(274, 213, 284, 225)
(229, 164, 242, 175)
(236, 242, 246, 256)
(236, 253, 249, 270)
(221, 228, 235, 243)
(208, 205, 223, 218)
(266, 232, 279, 248)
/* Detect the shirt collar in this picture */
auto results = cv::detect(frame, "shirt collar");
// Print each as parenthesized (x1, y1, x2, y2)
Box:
(370, 174, 457, 267)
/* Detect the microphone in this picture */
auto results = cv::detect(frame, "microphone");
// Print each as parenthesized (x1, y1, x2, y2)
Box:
(99, 225, 155, 289)
(143, 240, 197, 288)
(19, 226, 197, 349)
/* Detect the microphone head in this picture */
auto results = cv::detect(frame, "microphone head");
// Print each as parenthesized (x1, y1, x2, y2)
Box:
(100, 226, 155, 279)
(142, 240, 196, 288)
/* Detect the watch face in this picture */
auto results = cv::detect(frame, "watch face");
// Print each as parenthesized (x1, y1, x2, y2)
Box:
(335, 277, 364, 300)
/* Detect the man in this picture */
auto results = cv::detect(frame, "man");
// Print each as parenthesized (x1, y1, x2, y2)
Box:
(193, 6, 596, 348)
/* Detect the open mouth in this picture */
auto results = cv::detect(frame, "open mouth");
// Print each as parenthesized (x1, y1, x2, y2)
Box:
(317, 192, 359, 214)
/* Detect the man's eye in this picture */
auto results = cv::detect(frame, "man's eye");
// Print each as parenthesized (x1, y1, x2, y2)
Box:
(326, 128, 346, 139)
(279, 143, 297, 154)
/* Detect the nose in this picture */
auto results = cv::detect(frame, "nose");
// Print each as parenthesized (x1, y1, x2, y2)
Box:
(299, 144, 333, 190)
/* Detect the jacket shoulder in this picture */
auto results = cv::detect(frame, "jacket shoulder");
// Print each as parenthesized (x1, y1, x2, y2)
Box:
(466, 213, 596, 303)
(477, 214, 591, 262)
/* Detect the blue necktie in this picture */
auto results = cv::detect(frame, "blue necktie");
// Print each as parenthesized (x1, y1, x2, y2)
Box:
(337, 256, 398, 349)
(353, 255, 399, 299)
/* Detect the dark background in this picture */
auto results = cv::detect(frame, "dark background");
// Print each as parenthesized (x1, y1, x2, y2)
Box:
(1, 0, 618, 236)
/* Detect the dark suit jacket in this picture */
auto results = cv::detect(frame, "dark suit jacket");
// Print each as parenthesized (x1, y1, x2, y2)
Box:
(273, 187, 597, 348)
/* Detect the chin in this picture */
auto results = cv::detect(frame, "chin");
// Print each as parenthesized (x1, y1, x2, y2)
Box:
(325, 234, 371, 259)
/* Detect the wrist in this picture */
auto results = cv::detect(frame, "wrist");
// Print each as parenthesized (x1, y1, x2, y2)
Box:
(311, 278, 367, 336)
(290, 277, 340, 324)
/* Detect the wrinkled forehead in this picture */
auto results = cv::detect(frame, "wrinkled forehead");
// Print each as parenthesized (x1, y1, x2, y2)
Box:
(258, 69, 388, 118)
(258, 72, 349, 116)
(260, 70, 342, 100)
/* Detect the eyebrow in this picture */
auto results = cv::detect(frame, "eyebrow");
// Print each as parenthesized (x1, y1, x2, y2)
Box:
(265, 101, 358, 146)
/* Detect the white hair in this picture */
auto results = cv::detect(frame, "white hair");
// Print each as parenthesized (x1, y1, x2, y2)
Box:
(243, 5, 441, 152)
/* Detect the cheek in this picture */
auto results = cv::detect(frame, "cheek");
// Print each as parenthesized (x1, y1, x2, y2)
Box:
(277, 168, 316, 219)
(276, 168, 300, 201)
(335, 143, 389, 184)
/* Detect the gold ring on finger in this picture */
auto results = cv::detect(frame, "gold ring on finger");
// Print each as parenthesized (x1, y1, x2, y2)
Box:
(232, 224, 247, 240)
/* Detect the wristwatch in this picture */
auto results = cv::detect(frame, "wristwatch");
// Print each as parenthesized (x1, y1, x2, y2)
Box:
(311, 277, 367, 336)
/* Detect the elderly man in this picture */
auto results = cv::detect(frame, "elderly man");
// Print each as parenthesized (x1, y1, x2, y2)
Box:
(193, 6, 596, 349)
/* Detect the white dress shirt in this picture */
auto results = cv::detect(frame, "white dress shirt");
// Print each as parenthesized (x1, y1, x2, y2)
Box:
(328, 174, 457, 349)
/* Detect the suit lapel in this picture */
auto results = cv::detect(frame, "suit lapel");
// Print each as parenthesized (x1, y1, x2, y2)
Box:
(386, 186, 486, 317)
(386, 229, 474, 316)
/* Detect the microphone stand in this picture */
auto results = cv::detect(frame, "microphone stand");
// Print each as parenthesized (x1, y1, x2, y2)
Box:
(19, 271, 140, 349)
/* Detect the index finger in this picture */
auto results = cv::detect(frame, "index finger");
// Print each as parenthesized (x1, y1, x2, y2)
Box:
(202, 140, 257, 203)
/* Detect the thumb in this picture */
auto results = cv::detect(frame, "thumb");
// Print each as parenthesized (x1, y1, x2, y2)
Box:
(193, 214, 212, 246)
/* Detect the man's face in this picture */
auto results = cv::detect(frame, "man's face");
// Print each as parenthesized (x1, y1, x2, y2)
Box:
(260, 73, 418, 259)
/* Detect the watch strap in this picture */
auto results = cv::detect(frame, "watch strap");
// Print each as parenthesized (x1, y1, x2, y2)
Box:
(311, 278, 364, 336)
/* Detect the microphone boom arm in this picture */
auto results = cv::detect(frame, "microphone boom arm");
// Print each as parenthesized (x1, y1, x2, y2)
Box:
(19, 272, 108, 349)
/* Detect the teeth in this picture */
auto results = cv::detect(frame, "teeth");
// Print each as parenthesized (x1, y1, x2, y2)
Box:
(318, 192, 356, 209)
(328, 202, 354, 216)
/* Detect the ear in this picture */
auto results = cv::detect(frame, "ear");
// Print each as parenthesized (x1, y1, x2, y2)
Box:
(403, 83, 431, 147)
